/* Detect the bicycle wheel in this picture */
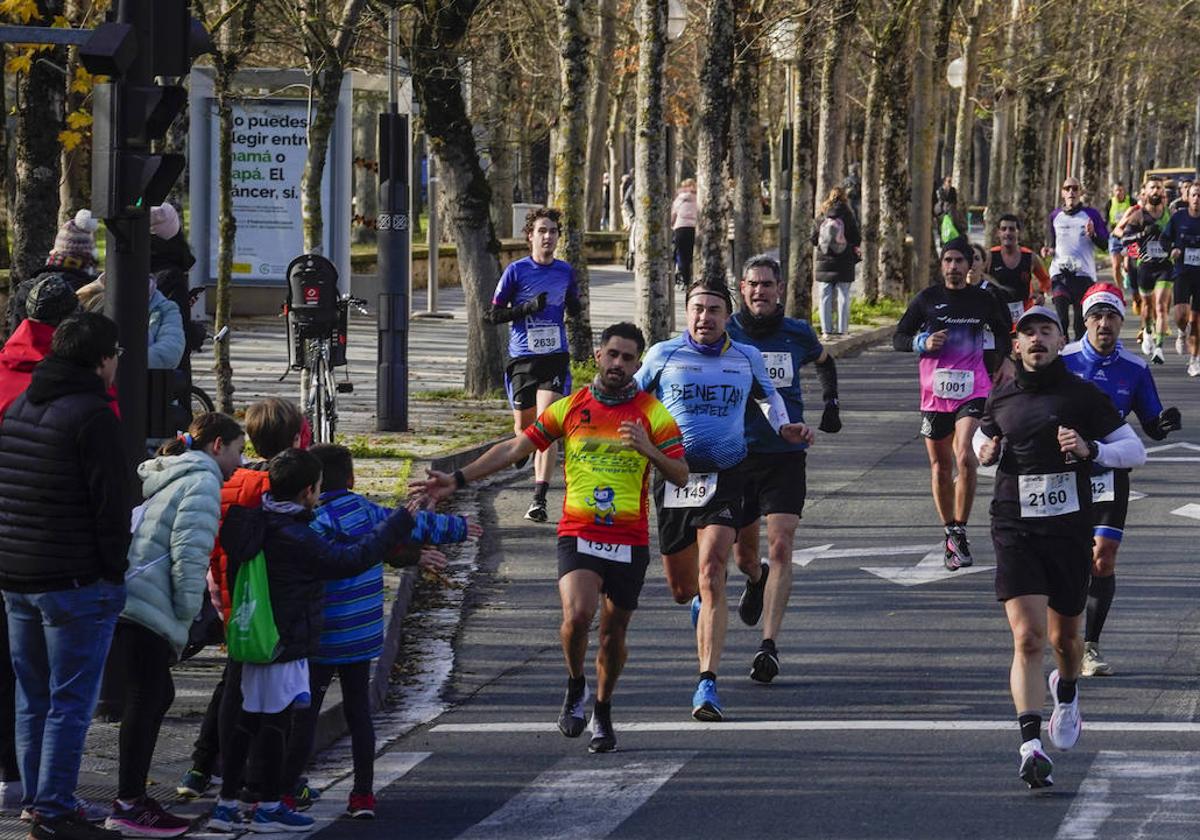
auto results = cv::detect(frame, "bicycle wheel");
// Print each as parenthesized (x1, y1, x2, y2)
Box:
(320, 348, 338, 440)
(301, 339, 321, 439)
(190, 385, 215, 417)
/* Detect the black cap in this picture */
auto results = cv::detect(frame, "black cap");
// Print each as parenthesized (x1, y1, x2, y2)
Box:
(25, 274, 80, 326)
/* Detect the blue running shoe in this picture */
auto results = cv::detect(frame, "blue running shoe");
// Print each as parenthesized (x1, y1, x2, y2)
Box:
(690, 595, 701, 629)
(207, 803, 244, 833)
(691, 678, 723, 722)
(249, 803, 314, 833)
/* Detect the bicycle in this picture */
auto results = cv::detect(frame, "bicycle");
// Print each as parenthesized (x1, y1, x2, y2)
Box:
(293, 295, 367, 443)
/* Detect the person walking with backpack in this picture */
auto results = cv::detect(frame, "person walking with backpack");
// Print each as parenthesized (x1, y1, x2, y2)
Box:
(813, 187, 861, 340)
(104, 413, 245, 838)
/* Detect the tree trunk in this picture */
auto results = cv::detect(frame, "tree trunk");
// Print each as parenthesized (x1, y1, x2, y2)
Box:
(814, 0, 857, 203)
(878, 17, 914, 298)
(352, 93, 378, 245)
(694, 0, 734, 287)
(0, 60, 10, 273)
(411, 3, 506, 395)
(730, 5, 765, 277)
(213, 70, 238, 413)
(860, 53, 883, 301)
(584, 0, 617, 230)
(787, 51, 816, 319)
(554, 0, 594, 361)
(59, 0, 89, 224)
(605, 69, 630, 231)
(1013, 89, 1055, 253)
(951, 0, 983, 204)
(908, 7, 936, 287)
(633, 0, 670, 342)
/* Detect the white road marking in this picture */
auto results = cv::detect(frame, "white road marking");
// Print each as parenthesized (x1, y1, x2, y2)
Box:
(861, 548, 993, 586)
(1056, 751, 1200, 839)
(1171, 503, 1200, 520)
(1145, 442, 1200, 463)
(309, 751, 431, 831)
(454, 753, 692, 840)
(431, 720, 1200, 734)
(791, 543, 939, 566)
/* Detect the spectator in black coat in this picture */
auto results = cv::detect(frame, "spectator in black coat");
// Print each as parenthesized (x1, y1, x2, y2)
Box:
(813, 187, 862, 338)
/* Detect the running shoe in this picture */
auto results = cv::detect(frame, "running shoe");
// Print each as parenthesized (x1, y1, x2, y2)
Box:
(691, 678, 723, 722)
(1141, 329, 1155, 355)
(750, 640, 780, 684)
(737, 562, 769, 626)
(689, 594, 701, 629)
(75, 799, 110, 824)
(1081, 642, 1113, 677)
(206, 803, 245, 833)
(1189, 358, 1200, 378)
(524, 499, 548, 523)
(557, 683, 589, 738)
(104, 797, 190, 838)
(588, 706, 617, 753)
(1151, 346, 1165, 365)
(248, 803, 313, 833)
(284, 782, 320, 812)
(29, 812, 122, 840)
(176, 768, 211, 799)
(344, 793, 376, 820)
(1018, 739, 1054, 789)
(944, 525, 972, 571)
(1047, 669, 1082, 750)
(1177, 330, 1188, 356)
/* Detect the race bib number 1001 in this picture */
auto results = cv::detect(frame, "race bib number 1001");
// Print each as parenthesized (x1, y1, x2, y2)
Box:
(664, 473, 718, 509)
(932, 368, 975, 400)
(761, 352, 794, 388)
(526, 324, 562, 354)
(1019, 472, 1080, 518)
(578, 539, 632, 564)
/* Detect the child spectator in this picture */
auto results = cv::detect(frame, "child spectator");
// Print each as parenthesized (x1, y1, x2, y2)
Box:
(280, 444, 478, 819)
(208, 450, 477, 833)
(105, 414, 245, 838)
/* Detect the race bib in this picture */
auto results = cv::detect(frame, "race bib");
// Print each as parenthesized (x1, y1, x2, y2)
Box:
(761, 352, 794, 388)
(1008, 301, 1025, 324)
(664, 473, 718, 509)
(1090, 470, 1115, 503)
(1145, 240, 1167, 260)
(578, 539, 632, 564)
(983, 328, 996, 350)
(932, 369, 975, 400)
(526, 324, 562, 354)
(1185, 248, 1200, 267)
(1019, 472, 1080, 518)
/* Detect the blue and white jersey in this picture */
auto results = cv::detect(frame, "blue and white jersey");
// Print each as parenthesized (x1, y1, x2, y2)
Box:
(1062, 337, 1163, 429)
(491, 256, 579, 359)
(727, 312, 824, 453)
(634, 333, 779, 472)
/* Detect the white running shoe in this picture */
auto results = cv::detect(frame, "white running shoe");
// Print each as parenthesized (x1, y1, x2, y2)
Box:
(1018, 738, 1054, 789)
(1188, 358, 1200, 378)
(1177, 331, 1187, 356)
(1151, 346, 1165, 365)
(1142, 329, 1156, 355)
(1047, 669, 1082, 750)
(1081, 641, 1113, 677)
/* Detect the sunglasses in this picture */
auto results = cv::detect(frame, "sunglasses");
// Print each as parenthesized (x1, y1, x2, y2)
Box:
(1062, 185, 1080, 192)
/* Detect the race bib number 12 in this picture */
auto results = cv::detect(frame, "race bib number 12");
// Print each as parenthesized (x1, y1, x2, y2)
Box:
(1090, 470, 1115, 503)
(664, 473, 718, 509)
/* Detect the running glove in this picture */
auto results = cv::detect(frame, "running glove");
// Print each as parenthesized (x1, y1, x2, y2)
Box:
(819, 399, 842, 433)
(1159, 407, 1182, 434)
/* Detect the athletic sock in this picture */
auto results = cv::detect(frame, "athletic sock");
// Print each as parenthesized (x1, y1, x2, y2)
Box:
(760, 638, 776, 652)
(567, 674, 585, 698)
(533, 481, 549, 503)
(1085, 574, 1116, 643)
(1056, 677, 1077, 704)
(593, 699, 612, 719)
(1018, 713, 1042, 745)
(699, 670, 717, 683)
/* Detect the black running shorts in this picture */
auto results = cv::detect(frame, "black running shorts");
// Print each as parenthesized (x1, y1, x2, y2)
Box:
(1051, 273, 1092, 303)
(1137, 263, 1171, 295)
(1090, 468, 1130, 543)
(737, 450, 807, 527)
(920, 397, 986, 441)
(652, 464, 746, 556)
(1174, 273, 1200, 311)
(506, 353, 570, 410)
(557, 536, 651, 612)
(991, 519, 1092, 616)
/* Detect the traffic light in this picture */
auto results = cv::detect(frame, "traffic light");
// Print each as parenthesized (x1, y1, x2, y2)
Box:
(82, 0, 212, 219)
(147, 368, 193, 439)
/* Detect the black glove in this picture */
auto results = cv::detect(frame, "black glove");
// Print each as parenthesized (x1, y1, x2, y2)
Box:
(1159, 406, 1182, 434)
(818, 400, 842, 434)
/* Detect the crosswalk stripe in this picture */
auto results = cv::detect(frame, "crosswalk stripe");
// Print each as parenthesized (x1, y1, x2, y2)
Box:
(432, 720, 1200, 734)
(308, 750, 430, 832)
(1056, 751, 1200, 839)
(454, 752, 693, 840)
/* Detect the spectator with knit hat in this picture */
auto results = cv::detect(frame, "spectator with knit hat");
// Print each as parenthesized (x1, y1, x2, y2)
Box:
(6, 211, 99, 333)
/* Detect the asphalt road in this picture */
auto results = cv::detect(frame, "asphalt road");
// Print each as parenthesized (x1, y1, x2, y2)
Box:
(315, 332, 1200, 840)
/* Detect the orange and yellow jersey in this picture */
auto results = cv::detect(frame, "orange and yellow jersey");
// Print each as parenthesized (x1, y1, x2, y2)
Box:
(524, 386, 684, 545)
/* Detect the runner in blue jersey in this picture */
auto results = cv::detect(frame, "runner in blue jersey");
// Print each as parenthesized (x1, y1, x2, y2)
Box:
(1042, 177, 1109, 342)
(635, 282, 813, 721)
(487, 207, 582, 523)
(726, 255, 841, 684)
(1062, 284, 1181, 678)
(1162, 183, 1200, 375)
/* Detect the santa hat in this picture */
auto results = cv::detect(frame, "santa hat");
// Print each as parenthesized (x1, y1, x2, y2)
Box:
(1082, 283, 1125, 319)
(47, 209, 99, 268)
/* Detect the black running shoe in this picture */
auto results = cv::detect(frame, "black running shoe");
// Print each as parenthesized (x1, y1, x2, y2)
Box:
(525, 499, 548, 523)
(557, 684, 589, 737)
(588, 707, 616, 753)
(944, 526, 972, 571)
(750, 640, 780, 684)
(737, 562, 769, 626)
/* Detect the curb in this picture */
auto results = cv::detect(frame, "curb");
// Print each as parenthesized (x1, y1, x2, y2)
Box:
(823, 323, 895, 359)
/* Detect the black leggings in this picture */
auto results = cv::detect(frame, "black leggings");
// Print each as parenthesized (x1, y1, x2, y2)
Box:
(111, 621, 176, 801)
(282, 661, 374, 795)
(219, 701, 293, 803)
(673, 227, 696, 286)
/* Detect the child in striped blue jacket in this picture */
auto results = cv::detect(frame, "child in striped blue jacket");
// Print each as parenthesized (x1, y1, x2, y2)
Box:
(281, 444, 479, 819)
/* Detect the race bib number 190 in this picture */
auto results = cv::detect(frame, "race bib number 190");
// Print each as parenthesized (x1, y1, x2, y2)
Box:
(526, 324, 562, 354)
(1019, 472, 1080, 518)
(932, 369, 975, 400)
(664, 473, 718, 509)
(760, 352, 794, 388)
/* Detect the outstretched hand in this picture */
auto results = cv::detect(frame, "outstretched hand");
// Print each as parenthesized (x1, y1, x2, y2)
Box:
(780, 422, 815, 446)
(408, 470, 456, 506)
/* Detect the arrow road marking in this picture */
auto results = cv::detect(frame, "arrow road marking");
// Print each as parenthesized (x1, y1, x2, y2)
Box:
(1056, 751, 1200, 839)
(1145, 441, 1200, 463)
(861, 548, 993, 587)
(791, 544, 940, 567)
(1172, 503, 1200, 520)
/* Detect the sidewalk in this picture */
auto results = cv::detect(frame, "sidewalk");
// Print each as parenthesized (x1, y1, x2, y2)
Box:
(0, 265, 893, 838)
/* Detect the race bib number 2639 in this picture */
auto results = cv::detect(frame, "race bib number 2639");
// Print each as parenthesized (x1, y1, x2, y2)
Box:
(526, 324, 562, 354)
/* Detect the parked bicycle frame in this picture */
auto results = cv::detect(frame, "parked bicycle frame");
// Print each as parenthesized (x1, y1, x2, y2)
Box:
(283, 253, 367, 443)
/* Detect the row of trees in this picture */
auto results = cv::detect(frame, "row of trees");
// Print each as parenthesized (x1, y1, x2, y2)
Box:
(1, 0, 1198, 399)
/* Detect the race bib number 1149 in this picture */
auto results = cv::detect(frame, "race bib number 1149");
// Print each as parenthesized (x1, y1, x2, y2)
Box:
(664, 473, 718, 509)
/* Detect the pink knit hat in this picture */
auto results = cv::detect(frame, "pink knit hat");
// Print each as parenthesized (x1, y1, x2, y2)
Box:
(150, 204, 180, 240)
(47, 209, 99, 269)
